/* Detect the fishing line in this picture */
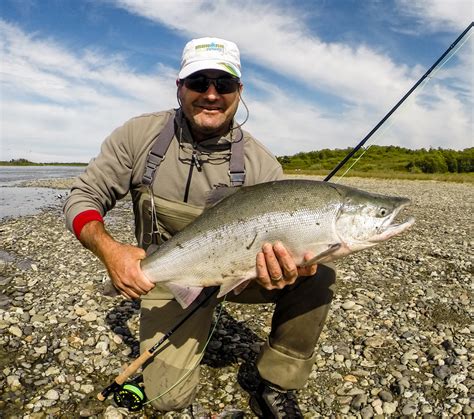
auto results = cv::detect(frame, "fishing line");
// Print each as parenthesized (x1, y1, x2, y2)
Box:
(333, 25, 473, 183)
(325, 22, 473, 183)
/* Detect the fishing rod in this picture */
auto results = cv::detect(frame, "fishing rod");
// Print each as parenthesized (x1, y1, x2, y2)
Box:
(324, 21, 473, 182)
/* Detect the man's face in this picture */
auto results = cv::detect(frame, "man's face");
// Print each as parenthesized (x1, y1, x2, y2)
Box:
(178, 69, 243, 141)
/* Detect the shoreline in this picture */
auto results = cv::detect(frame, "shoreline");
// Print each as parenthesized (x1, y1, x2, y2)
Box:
(1, 178, 473, 417)
(0, 178, 77, 222)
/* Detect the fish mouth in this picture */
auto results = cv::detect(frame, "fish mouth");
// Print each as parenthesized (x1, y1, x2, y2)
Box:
(370, 200, 415, 242)
(370, 216, 415, 242)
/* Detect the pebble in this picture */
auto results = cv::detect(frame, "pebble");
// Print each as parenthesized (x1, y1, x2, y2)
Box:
(360, 405, 374, 418)
(7, 375, 22, 389)
(35, 345, 48, 354)
(44, 389, 60, 400)
(378, 390, 393, 402)
(1, 178, 472, 418)
(450, 403, 463, 415)
(342, 300, 356, 310)
(383, 401, 398, 414)
(75, 307, 88, 316)
(80, 384, 95, 394)
(351, 393, 367, 410)
(104, 405, 125, 418)
(83, 313, 98, 322)
(402, 401, 418, 416)
(463, 405, 474, 415)
(322, 345, 334, 354)
(364, 336, 384, 348)
(8, 325, 22, 337)
(433, 365, 451, 380)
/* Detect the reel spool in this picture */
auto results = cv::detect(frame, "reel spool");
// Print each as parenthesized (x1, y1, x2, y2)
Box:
(112, 381, 146, 412)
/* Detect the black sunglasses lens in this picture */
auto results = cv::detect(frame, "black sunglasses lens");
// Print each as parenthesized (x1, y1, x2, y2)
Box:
(184, 77, 210, 93)
(215, 78, 239, 94)
(184, 76, 239, 94)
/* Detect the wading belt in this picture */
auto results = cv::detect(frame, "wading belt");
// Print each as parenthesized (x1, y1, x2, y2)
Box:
(142, 111, 246, 187)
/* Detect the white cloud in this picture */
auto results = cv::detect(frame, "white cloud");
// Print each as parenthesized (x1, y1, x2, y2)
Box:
(396, 0, 473, 32)
(0, 20, 178, 162)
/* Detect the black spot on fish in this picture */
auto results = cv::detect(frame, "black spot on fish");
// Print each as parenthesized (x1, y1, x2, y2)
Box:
(246, 232, 258, 250)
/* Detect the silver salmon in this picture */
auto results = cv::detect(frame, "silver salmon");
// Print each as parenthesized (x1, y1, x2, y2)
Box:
(141, 180, 414, 308)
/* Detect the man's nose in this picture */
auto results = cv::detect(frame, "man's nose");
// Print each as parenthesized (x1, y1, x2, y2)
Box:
(203, 81, 220, 97)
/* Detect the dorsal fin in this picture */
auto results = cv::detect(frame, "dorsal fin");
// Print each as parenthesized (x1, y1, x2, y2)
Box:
(205, 186, 240, 209)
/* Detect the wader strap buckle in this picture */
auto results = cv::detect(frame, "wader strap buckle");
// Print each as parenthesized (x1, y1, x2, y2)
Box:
(143, 153, 164, 186)
(229, 128, 246, 186)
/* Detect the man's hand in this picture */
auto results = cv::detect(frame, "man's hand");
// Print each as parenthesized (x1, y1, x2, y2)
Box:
(79, 221, 155, 299)
(101, 241, 154, 299)
(256, 241, 318, 290)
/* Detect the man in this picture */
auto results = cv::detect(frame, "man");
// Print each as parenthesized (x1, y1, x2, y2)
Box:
(64, 37, 336, 418)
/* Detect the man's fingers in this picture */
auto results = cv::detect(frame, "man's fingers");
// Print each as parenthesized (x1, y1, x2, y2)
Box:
(119, 279, 152, 300)
(256, 242, 317, 291)
(298, 252, 318, 276)
(110, 269, 155, 299)
(272, 242, 298, 282)
(258, 242, 295, 289)
(256, 251, 273, 289)
(262, 243, 284, 282)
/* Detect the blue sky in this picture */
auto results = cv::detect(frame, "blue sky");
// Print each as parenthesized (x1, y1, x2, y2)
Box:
(1, 0, 473, 163)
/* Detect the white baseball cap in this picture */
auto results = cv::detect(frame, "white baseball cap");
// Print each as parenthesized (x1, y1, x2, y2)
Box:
(178, 37, 241, 79)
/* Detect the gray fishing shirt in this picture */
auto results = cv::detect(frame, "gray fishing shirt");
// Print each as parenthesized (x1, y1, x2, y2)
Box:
(64, 109, 283, 245)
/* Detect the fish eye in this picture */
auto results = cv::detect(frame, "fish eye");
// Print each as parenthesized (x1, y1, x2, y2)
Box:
(379, 208, 388, 217)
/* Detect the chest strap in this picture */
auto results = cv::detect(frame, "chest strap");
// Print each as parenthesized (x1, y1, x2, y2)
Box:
(142, 111, 246, 187)
(142, 112, 176, 186)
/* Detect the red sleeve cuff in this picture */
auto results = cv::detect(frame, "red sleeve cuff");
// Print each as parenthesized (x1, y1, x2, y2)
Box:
(73, 210, 104, 238)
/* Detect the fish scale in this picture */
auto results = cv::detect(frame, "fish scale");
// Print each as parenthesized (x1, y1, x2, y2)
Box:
(141, 180, 414, 308)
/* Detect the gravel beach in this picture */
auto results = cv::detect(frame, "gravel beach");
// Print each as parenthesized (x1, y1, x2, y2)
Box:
(0, 176, 472, 418)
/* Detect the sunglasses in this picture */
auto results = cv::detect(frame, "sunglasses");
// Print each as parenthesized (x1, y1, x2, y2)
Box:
(181, 75, 241, 94)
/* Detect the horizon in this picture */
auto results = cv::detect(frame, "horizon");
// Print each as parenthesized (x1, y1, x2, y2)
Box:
(2, 144, 473, 166)
(1, 1, 473, 163)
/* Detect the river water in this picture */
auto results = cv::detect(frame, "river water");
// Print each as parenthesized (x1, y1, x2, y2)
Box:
(0, 166, 85, 220)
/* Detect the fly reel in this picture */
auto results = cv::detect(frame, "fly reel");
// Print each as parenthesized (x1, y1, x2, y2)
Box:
(112, 380, 146, 412)
(97, 289, 220, 411)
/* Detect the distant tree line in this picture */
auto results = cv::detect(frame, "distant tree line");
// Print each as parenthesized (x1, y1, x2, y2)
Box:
(4, 148, 473, 173)
(0, 159, 86, 166)
(5, 158, 33, 165)
(277, 146, 473, 174)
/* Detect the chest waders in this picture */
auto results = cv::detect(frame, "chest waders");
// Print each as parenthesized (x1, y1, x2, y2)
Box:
(97, 111, 246, 411)
(136, 111, 246, 253)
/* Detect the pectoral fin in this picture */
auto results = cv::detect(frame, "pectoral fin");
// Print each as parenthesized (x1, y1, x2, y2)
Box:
(233, 280, 252, 295)
(217, 273, 255, 299)
(166, 282, 204, 309)
(299, 243, 342, 267)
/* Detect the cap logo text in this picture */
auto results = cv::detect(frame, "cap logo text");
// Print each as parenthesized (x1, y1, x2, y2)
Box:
(195, 42, 225, 54)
